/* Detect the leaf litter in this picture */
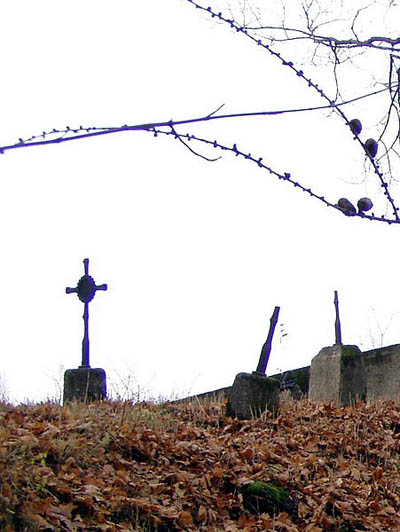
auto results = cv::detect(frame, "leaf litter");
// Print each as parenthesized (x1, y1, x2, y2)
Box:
(1, 398, 400, 530)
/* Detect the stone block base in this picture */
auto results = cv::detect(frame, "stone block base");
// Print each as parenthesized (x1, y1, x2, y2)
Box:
(309, 345, 365, 406)
(63, 367, 107, 404)
(226, 372, 280, 419)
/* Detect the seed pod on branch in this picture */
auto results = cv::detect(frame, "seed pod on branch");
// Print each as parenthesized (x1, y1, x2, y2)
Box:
(337, 198, 357, 216)
(349, 119, 362, 136)
(365, 138, 378, 158)
(357, 197, 373, 213)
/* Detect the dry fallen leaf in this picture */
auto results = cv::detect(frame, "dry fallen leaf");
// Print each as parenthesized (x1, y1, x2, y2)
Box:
(177, 510, 193, 526)
(2, 399, 400, 530)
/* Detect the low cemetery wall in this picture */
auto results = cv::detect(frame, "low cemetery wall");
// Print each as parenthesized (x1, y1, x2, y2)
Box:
(364, 344, 400, 402)
(177, 343, 400, 410)
(309, 343, 400, 405)
(174, 366, 310, 405)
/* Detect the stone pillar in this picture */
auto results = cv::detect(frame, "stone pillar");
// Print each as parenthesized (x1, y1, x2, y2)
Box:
(226, 372, 280, 419)
(309, 345, 365, 406)
(63, 367, 106, 404)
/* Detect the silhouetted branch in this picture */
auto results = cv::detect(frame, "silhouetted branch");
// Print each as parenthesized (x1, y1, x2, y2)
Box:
(1, 0, 399, 227)
(169, 124, 221, 162)
(0, 86, 390, 155)
(242, 26, 400, 51)
(185, 0, 400, 221)
(151, 127, 400, 225)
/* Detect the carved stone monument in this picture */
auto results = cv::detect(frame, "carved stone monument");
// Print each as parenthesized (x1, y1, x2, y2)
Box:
(63, 258, 108, 403)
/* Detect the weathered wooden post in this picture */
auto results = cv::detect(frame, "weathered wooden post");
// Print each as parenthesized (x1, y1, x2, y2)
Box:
(254, 306, 280, 375)
(63, 258, 108, 403)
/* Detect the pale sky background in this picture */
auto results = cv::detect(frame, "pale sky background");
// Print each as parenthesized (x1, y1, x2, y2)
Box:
(0, 0, 400, 404)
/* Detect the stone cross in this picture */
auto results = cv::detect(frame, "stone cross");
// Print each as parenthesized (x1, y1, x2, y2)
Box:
(66, 258, 107, 368)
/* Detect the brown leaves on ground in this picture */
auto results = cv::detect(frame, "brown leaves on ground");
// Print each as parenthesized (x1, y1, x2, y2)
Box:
(2, 398, 400, 531)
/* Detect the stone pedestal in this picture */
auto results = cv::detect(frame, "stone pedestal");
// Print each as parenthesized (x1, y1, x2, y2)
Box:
(63, 367, 107, 404)
(309, 345, 365, 406)
(226, 372, 280, 419)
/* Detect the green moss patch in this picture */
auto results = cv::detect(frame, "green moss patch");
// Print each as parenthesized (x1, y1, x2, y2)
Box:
(244, 481, 287, 502)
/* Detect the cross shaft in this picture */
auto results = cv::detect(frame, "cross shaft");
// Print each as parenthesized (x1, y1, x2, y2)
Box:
(66, 258, 107, 367)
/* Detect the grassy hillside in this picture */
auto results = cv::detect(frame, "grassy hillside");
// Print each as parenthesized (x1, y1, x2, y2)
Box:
(1, 396, 400, 531)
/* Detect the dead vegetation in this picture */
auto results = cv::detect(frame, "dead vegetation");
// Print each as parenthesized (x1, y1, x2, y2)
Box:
(1, 397, 400, 531)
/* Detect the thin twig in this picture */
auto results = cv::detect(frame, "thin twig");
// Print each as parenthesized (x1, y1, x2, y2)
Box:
(169, 124, 221, 162)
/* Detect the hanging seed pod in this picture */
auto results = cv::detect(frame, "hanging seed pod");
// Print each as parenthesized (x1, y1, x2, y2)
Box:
(365, 138, 378, 158)
(357, 197, 373, 213)
(337, 198, 357, 216)
(349, 119, 362, 136)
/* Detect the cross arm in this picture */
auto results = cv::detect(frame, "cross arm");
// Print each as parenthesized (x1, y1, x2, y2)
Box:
(66, 287, 78, 294)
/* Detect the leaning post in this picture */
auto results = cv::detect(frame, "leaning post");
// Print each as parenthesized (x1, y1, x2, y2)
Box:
(254, 306, 280, 375)
(226, 306, 281, 419)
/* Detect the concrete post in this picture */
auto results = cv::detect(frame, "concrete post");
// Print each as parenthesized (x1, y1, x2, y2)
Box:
(309, 345, 365, 406)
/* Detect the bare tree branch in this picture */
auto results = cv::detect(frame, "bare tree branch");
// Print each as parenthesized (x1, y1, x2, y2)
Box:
(197, 0, 400, 220)
(0, 85, 392, 154)
(3, 0, 400, 228)
(169, 124, 222, 162)
(240, 24, 400, 51)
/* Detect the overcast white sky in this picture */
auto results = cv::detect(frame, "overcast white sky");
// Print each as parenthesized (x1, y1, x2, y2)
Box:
(1, 0, 400, 404)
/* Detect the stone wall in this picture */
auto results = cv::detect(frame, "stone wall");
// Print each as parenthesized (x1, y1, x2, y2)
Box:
(364, 344, 400, 401)
(173, 386, 232, 404)
(173, 343, 400, 408)
(309, 343, 400, 405)
(172, 367, 310, 405)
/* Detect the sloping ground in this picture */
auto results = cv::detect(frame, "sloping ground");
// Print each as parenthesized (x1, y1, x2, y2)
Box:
(1, 398, 400, 531)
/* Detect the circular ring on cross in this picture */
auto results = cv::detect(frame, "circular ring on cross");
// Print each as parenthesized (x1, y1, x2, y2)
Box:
(77, 275, 96, 303)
